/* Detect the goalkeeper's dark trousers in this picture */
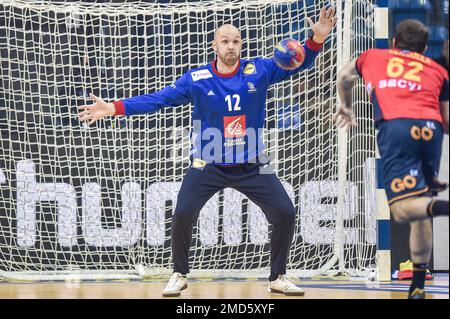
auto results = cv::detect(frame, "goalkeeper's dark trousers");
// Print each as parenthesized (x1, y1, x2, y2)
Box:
(171, 161, 296, 279)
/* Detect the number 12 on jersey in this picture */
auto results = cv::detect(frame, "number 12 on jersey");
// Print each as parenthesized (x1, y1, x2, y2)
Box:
(225, 94, 241, 112)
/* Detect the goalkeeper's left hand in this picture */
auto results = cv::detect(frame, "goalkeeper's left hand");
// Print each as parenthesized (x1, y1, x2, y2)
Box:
(307, 6, 338, 44)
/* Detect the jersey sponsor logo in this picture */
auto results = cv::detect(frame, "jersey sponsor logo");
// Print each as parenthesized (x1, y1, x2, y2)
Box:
(192, 158, 207, 170)
(391, 175, 417, 193)
(223, 138, 246, 147)
(378, 79, 422, 91)
(170, 84, 176, 89)
(191, 69, 213, 82)
(243, 63, 256, 75)
(223, 115, 246, 138)
(207, 90, 215, 96)
(247, 82, 257, 93)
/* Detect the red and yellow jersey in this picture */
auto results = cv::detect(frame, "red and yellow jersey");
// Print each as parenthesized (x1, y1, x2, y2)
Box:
(356, 48, 449, 124)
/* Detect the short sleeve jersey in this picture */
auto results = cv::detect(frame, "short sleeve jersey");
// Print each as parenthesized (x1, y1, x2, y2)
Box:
(356, 48, 449, 124)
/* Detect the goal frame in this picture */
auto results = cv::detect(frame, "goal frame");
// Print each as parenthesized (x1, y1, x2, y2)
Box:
(0, 0, 389, 282)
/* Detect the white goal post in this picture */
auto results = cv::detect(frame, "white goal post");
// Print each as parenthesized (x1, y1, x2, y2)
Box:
(0, 0, 379, 281)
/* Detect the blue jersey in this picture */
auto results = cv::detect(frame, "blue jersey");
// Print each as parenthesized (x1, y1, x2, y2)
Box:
(114, 38, 323, 164)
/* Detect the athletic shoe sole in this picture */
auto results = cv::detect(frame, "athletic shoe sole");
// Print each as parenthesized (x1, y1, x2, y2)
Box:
(162, 283, 188, 297)
(269, 287, 305, 296)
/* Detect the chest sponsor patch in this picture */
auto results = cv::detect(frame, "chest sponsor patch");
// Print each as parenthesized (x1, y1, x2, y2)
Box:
(247, 82, 257, 93)
(223, 115, 246, 138)
(191, 69, 213, 81)
(243, 63, 256, 75)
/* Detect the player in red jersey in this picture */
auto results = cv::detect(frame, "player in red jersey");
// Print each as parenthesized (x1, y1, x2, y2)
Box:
(335, 20, 449, 299)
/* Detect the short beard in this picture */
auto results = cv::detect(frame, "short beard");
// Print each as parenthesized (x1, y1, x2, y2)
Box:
(218, 52, 239, 66)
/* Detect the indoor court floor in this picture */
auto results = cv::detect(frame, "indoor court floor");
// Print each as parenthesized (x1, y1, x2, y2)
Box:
(0, 273, 448, 299)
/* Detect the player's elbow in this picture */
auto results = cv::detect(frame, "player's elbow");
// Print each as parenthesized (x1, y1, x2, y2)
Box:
(337, 74, 353, 93)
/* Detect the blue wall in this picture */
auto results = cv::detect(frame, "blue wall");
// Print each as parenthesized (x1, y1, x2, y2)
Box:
(390, 0, 449, 62)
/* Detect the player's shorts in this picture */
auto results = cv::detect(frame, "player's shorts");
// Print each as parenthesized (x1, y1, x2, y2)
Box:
(377, 118, 444, 205)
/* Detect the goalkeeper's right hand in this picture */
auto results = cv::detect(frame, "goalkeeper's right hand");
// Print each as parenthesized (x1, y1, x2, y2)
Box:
(78, 93, 116, 125)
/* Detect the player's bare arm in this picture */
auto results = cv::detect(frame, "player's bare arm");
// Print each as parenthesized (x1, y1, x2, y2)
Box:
(335, 58, 359, 130)
(440, 100, 449, 134)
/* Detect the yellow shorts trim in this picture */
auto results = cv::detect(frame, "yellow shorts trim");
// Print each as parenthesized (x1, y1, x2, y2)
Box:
(388, 187, 429, 205)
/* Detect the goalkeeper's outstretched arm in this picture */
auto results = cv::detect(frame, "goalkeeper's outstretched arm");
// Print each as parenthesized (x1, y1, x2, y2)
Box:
(78, 94, 116, 125)
(78, 72, 192, 125)
(264, 6, 338, 85)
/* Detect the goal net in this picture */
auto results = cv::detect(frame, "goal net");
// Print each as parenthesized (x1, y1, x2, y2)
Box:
(0, 0, 377, 281)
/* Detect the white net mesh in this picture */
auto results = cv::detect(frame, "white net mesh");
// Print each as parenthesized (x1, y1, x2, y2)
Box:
(0, 0, 377, 281)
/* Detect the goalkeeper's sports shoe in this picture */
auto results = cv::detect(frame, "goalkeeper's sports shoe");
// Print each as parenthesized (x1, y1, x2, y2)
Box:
(408, 288, 426, 299)
(268, 275, 305, 296)
(162, 272, 188, 297)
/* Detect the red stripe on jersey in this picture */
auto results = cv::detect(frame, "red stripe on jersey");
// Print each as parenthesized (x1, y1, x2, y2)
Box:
(212, 59, 241, 78)
(305, 38, 323, 51)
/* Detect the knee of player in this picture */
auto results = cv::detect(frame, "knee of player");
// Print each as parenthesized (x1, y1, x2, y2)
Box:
(275, 204, 296, 224)
(173, 205, 198, 221)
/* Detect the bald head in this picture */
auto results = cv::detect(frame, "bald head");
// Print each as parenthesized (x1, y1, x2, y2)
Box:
(214, 24, 241, 41)
(212, 24, 242, 67)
